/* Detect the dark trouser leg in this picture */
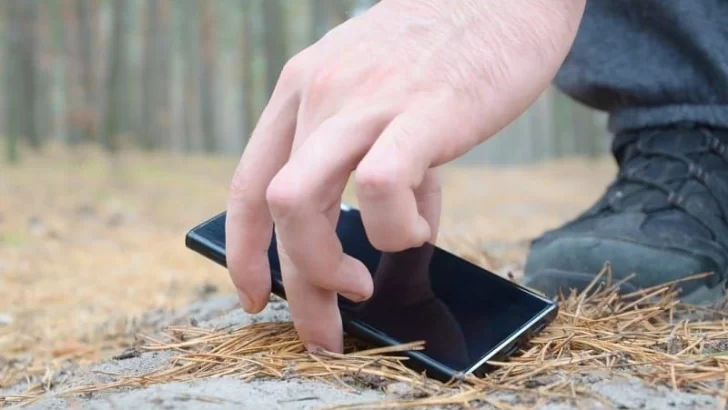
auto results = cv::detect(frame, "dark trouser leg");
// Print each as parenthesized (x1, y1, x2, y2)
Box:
(522, 0, 728, 302)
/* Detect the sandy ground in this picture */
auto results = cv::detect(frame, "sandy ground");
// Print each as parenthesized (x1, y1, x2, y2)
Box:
(0, 147, 617, 375)
(2, 147, 726, 409)
(3, 294, 721, 410)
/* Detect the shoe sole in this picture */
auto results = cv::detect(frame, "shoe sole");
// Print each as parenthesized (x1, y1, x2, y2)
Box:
(679, 281, 727, 306)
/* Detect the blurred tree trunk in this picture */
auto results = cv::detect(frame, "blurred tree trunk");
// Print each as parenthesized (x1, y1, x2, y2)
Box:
(199, 0, 218, 152)
(140, 0, 171, 150)
(103, 0, 130, 153)
(156, 0, 173, 151)
(35, 0, 54, 144)
(157, 0, 172, 150)
(551, 89, 572, 157)
(75, 0, 98, 142)
(309, 0, 349, 44)
(572, 105, 598, 156)
(20, 0, 40, 149)
(326, 0, 349, 26)
(48, 0, 66, 144)
(262, 0, 286, 101)
(309, 0, 328, 43)
(180, 0, 201, 152)
(4, 1, 21, 161)
(529, 91, 554, 162)
(7, 0, 40, 151)
(239, 0, 255, 143)
(140, 0, 158, 149)
(62, 0, 86, 145)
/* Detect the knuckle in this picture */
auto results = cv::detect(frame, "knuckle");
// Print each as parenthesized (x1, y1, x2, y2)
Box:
(355, 167, 401, 199)
(309, 65, 338, 92)
(265, 175, 303, 217)
(415, 175, 442, 200)
(227, 166, 264, 209)
(277, 50, 309, 89)
(304, 63, 345, 105)
(228, 168, 252, 200)
(361, 214, 420, 252)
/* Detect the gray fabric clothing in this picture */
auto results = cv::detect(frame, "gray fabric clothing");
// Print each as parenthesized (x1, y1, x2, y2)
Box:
(554, 0, 728, 134)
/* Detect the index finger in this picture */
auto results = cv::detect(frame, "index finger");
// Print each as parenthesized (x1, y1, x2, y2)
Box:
(225, 83, 300, 313)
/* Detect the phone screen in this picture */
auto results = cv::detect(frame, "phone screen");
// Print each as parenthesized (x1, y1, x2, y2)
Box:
(260, 207, 555, 374)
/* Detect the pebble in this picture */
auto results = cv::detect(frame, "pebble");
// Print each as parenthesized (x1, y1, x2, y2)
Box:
(0, 313, 13, 326)
(384, 382, 416, 397)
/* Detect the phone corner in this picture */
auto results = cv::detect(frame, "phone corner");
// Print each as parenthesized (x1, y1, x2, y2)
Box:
(465, 359, 498, 381)
(184, 228, 197, 250)
(544, 299, 560, 322)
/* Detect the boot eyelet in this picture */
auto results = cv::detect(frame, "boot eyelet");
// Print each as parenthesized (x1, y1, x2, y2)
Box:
(667, 192, 683, 206)
(688, 163, 706, 179)
(608, 191, 624, 207)
(709, 137, 727, 156)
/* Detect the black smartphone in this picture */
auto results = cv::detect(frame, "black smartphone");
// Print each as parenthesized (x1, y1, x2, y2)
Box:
(185, 203, 558, 382)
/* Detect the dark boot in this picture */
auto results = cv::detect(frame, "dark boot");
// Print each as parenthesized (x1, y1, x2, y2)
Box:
(522, 124, 728, 304)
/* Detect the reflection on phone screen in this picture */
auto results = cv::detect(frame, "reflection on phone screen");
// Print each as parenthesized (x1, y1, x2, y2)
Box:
(266, 209, 554, 372)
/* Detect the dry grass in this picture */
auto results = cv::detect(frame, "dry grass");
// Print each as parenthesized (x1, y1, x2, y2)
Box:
(3, 265, 727, 409)
(2, 148, 726, 408)
(0, 145, 616, 392)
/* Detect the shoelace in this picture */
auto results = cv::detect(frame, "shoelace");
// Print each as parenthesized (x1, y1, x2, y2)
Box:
(609, 128, 728, 241)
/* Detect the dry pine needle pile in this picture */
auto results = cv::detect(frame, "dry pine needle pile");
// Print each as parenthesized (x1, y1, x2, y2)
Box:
(3, 265, 728, 409)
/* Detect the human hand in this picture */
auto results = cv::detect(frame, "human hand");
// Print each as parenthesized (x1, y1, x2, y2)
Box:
(225, 0, 585, 353)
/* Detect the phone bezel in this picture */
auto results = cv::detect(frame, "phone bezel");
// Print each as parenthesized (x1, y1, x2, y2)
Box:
(184, 204, 559, 382)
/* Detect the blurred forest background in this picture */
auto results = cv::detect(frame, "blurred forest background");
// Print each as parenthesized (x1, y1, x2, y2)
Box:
(1, 0, 610, 167)
(0, 1, 619, 389)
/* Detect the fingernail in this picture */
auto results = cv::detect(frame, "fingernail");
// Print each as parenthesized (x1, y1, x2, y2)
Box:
(237, 290, 254, 312)
(417, 216, 432, 243)
(341, 292, 366, 302)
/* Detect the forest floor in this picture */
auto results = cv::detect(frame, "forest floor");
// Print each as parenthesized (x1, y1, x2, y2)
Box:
(1, 145, 727, 409)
